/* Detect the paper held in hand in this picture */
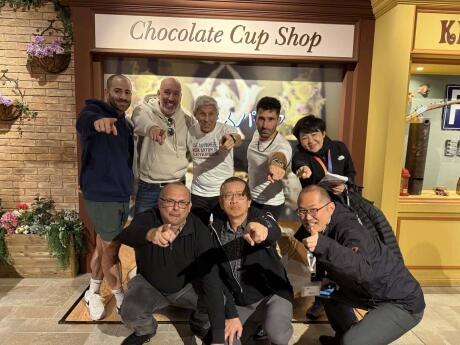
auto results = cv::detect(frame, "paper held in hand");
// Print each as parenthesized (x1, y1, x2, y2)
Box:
(318, 173, 348, 189)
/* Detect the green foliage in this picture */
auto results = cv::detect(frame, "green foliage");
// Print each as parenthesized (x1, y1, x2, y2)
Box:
(0, 228, 10, 264)
(47, 209, 85, 270)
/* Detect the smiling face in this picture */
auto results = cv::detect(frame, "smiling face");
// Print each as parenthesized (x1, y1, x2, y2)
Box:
(297, 187, 335, 235)
(158, 184, 191, 227)
(219, 180, 251, 221)
(195, 104, 218, 133)
(255, 109, 279, 141)
(157, 78, 181, 117)
(105, 76, 132, 113)
(300, 130, 326, 153)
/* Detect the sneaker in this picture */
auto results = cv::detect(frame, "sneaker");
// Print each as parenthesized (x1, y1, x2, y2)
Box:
(84, 290, 105, 321)
(319, 335, 340, 345)
(121, 332, 153, 345)
(306, 299, 324, 320)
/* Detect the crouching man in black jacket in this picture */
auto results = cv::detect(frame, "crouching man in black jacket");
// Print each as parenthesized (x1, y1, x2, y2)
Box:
(295, 185, 425, 345)
(117, 182, 225, 345)
(210, 177, 293, 345)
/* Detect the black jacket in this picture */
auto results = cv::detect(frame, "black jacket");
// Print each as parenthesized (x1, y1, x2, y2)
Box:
(345, 191, 404, 262)
(292, 137, 356, 189)
(76, 99, 134, 202)
(210, 207, 293, 318)
(117, 209, 225, 343)
(295, 203, 425, 314)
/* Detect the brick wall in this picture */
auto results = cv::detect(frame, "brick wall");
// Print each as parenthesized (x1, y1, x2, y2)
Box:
(0, 3, 78, 211)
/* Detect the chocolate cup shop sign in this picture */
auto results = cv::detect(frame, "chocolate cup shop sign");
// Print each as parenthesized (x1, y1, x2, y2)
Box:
(95, 14, 355, 58)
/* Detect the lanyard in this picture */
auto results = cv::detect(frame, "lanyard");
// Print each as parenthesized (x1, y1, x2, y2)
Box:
(313, 149, 332, 173)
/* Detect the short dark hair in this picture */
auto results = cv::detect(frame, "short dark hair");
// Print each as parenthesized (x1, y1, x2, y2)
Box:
(256, 96, 281, 115)
(106, 74, 131, 89)
(292, 115, 326, 142)
(298, 185, 331, 204)
(220, 176, 251, 200)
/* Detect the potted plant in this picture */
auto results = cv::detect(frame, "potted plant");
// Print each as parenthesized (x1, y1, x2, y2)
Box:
(0, 197, 84, 277)
(26, 19, 72, 73)
(0, 69, 38, 131)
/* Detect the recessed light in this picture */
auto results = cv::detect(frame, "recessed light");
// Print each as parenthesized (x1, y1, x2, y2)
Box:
(416, 66, 424, 71)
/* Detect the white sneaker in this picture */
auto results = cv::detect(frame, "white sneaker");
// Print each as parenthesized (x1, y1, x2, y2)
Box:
(84, 290, 106, 321)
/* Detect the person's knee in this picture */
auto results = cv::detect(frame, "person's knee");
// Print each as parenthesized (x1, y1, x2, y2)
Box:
(267, 323, 293, 345)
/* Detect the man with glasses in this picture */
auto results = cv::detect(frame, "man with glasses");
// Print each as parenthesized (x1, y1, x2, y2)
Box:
(117, 182, 225, 345)
(210, 177, 293, 345)
(295, 185, 425, 345)
(133, 77, 194, 214)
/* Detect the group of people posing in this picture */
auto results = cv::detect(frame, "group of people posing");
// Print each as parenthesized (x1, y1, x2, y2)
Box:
(76, 74, 425, 345)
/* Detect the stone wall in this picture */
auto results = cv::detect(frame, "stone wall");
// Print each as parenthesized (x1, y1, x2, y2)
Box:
(0, 3, 77, 210)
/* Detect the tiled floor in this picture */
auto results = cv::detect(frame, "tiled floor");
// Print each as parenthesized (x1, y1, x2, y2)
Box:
(0, 275, 458, 345)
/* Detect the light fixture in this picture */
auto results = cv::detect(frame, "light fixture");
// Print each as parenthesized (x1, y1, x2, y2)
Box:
(416, 66, 424, 71)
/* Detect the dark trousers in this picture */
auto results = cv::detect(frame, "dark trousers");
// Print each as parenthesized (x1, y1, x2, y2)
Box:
(228, 294, 293, 345)
(120, 275, 209, 338)
(323, 293, 423, 345)
(191, 194, 225, 225)
(251, 201, 284, 221)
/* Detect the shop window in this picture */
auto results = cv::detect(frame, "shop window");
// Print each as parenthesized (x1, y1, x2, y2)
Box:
(404, 71, 460, 196)
(102, 56, 344, 220)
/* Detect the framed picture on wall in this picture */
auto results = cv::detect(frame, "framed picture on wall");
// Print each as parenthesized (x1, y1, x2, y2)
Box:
(442, 85, 460, 130)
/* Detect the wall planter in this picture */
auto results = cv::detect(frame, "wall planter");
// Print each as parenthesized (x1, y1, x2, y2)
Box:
(32, 52, 71, 74)
(0, 103, 20, 122)
(1, 234, 77, 278)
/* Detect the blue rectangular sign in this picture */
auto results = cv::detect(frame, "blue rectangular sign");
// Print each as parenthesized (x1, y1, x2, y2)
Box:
(442, 85, 460, 130)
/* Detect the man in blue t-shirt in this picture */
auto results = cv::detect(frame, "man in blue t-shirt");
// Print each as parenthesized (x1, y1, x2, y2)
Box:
(76, 74, 134, 321)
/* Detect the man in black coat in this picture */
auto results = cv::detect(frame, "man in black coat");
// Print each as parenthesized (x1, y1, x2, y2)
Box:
(117, 183, 225, 345)
(210, 177, 293, 345)
(295, 185, 425, 345)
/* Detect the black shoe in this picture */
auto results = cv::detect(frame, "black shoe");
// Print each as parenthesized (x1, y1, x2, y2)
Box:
(254, 326, 268, 340)
(121, 332, 153, 345)
(319, 335, 340, 345)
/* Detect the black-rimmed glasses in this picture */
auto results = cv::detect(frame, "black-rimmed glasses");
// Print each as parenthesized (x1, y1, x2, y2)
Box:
(159, 197, 189, 209)
(221, 192, 246, 201)
(167, 118, 175, 136)
(296, 201, 331, 217)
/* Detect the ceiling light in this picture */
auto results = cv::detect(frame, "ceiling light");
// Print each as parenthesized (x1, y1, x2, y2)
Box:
(416, 66, 424, 71)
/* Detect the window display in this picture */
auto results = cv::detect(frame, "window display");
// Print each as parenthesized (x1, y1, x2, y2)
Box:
(102, 56, 344, 220)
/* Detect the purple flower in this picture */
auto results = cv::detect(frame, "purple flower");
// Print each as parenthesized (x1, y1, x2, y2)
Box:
(26, 34, 67, 58)
(0, 95, 13, 107)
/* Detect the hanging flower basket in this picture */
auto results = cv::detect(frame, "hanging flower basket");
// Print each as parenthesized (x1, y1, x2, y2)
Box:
(26, 20, 72, 74)
(0, 103, 20, 122)
(30, 52, 71, 74)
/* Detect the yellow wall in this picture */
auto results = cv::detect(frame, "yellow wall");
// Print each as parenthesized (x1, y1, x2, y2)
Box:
(363, 4, 416, 227)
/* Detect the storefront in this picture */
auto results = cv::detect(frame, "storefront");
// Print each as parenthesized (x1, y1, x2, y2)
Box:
(67, 0, 375, 271)
(365, 2, 460, 285)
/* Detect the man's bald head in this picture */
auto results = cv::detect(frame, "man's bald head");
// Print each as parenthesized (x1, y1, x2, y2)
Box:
(157, 77, 182, 117)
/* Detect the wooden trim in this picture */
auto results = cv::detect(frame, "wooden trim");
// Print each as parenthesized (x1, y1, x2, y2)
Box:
(416, 5, 460, 14)
(68, 0, 374, 22)
(396, 215, 460, 240)
(91, 48, 358, 63)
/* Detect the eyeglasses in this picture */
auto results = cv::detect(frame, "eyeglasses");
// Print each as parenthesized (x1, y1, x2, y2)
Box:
(167, 118, 175, 136)
(221, 192, 247, 201)
(159, 197, 190, 209)
(296, 201, 331, 217)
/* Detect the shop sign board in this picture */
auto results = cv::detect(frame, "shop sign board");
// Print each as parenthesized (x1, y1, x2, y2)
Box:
(95, 14, 355, 59)
(442, 85, 460, 130)
(414, 12, 460, 53)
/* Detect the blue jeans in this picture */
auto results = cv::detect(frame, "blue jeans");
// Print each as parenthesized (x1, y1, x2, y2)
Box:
(134, 180, 162, 215)
(134, 179, 186, 215)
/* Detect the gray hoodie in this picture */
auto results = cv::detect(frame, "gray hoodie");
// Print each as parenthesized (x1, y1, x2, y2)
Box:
(132, 100, 193, 183)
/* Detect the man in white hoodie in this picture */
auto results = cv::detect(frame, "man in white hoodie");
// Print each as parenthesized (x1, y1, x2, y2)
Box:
(132, 77, 193, 214)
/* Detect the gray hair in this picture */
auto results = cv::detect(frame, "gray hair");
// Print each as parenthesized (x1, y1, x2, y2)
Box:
(193, 95, 219, 115)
